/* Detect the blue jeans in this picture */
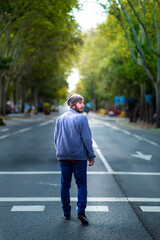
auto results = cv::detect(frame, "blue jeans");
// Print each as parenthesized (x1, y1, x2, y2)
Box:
(60, 160, 87, 215)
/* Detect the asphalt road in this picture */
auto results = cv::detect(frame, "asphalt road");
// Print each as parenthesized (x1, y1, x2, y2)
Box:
(0, 108, 160, 240)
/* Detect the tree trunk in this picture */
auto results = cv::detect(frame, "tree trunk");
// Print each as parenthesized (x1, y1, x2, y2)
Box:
(13, 79, 19, 111)
(143, 84, 148, 122)
(155, 81, 160, 127)
(20, 77, 25, 113)
(0, 75, 5, 116)
(15, 80, 19, 110)
(154, 49, 160, 127)
(140, 84, 145, 120)
(92, 82, 96, 112)
(34, 88, 38, 110)
(0, 77, 1, 114)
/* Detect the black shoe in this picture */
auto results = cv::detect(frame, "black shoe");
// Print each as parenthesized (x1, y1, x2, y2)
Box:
(63, 214, 71, 220)
(78, 212, 89, 224)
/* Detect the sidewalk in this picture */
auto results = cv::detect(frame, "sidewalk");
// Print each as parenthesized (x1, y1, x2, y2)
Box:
(88, 111, 129, 122)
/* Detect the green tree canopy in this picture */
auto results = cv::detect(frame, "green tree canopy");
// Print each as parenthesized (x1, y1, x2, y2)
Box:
(0, 0, 82, 114)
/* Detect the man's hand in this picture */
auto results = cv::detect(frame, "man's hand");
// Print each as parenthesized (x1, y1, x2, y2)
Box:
(88, 160, 95, 166)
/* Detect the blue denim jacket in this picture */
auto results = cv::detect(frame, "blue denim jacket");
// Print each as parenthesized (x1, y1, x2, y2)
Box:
(54, 109, 96, 161)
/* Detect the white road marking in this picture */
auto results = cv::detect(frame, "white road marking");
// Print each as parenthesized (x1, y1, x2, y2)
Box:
(133, 134, 143, 140)
(86, 206, 109, 212)
(11, 205, 45, 212)
(38, 120, 53, 127)
(140, 206, 160, 212)
(88, 171, 111, 174)
(0, 197, 160, 202)
(38, 182, 60, 187)
(1, 128, 9, 132)
(131, 151, 152, 161)
(111, 171, 160, 176)
(92, 139, 113, 173)
(104, 122, 111, 127)
(127, 198, 160, 202)
(92, 139, 98, 149)
(0, 171, 160, 175)
(143, 138, 158, 146)
(18, 127, 32, 133)
(0, 134, 10, 139)
(12, 131, 19, 135)
(111, 126, 120, 131)
(90, 118, 159, 148)
(0, 171, 61, 175)
(122, 130, 131, 135)
(96, 149, 113, 173)
(0, 197, 61, 202)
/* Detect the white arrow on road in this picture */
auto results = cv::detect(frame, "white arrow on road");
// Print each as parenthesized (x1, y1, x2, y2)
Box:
(131, 151, 152, 161)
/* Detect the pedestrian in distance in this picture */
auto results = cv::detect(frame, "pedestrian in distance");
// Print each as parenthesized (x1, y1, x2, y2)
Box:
(54, 93, 96, 224)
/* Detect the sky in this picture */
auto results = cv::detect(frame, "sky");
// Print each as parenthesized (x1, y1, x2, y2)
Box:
(74, 0, 107, 32)
(67, 0, 107, 93)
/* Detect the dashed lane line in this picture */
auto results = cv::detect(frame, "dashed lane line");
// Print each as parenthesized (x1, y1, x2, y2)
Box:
(143, 138, 159, 146)
(38, 120, 54, 127)
(111, 126, 120, 131)
(121, 130, 131, 135)
(133, 134, 143, 141)
(0, 134, 11, 139)
(4, 127, 32, 136)
(90, 118, 160, 148)
(0, 120, 54, 139)
(18, 127, 32, 133)
(0, 128, 9, 132)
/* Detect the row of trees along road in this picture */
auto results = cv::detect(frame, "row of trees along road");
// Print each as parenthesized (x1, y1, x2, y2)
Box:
(0, 0, 82, 115)
(76, 0, 160, 127)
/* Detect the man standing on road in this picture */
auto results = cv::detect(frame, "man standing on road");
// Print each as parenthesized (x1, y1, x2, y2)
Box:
(54, 93, 96, 224)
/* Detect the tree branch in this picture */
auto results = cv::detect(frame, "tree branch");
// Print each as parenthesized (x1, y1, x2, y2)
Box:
(136, 46, 156, 83)
(155, 0, 160, 8)
(127, 0, 160, 57)
(0, 3, 31, 37)
(118, 0, 156, 82)
(153, 0, 160, 51)
(109, 4, 138, 64)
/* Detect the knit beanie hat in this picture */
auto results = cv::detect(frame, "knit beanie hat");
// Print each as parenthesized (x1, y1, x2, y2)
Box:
(67, 93, 84, 107)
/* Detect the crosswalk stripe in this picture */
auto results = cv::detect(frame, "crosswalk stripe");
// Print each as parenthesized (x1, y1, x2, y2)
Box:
(86, 206, 109, 212)
(140, 206, 160, 212)
(9, 205, 160, 213)
(11, 205, 45, 212)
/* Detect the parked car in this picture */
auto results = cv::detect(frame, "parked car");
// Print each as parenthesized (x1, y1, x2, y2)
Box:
(108, 109, 121, 116)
